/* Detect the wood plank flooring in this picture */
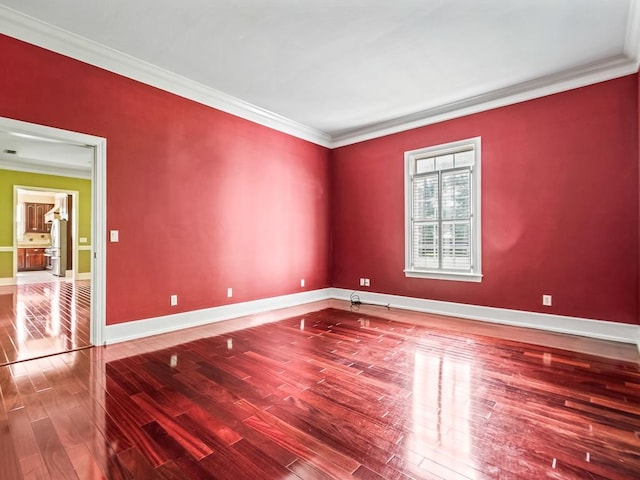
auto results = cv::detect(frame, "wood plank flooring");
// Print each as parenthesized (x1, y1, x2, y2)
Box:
(0, 306, 639, 479)
(0, 280, 91, 365)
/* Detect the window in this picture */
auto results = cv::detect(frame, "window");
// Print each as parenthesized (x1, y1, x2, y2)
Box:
(404, 137, 481, 282)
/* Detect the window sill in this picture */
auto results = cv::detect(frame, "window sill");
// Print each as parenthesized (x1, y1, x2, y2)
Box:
(404, 269, 483, 283)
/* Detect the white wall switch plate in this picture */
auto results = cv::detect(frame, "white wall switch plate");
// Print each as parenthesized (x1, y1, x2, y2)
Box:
(300, 279, 305, 287)
(227, 287, 233, 298)
(109, 230, 119, 242)
(542, 294, 552, 306)
(170, 294, 178, 306)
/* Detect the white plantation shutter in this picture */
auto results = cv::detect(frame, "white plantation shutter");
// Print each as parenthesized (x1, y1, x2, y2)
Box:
(441, 169, 471, 270)
(405, 138, 481, 281)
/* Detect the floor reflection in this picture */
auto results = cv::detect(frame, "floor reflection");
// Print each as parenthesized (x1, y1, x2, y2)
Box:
(410, 341, 476, 478)
(1, 307, 638, 479)
(0, 280, 90, 365)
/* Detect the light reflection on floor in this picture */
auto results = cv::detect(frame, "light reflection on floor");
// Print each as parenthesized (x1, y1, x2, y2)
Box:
(0, 280, 90, 365)
(412, 343, 475, 478)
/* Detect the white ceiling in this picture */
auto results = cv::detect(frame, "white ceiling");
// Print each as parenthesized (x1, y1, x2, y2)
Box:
(0, 130, 93, 178)
(0, 0, 638, 150)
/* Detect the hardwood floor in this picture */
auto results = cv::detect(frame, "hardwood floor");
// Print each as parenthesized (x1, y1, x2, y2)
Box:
(0, 280, 91, 365)
(0, 305, 639, 479)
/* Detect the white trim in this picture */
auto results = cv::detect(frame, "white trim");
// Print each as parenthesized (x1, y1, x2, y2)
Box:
(0, 116, 106, 349)
(330, 288, 639, 345)
(105, 288, 333, 345)
(404, 270, 483, 282)
(626, 0, 640, 70)
(91, 135, 107, 347)
(0, 6, 331, 148)
(330, 55, 637, 148)
(0, 159, 90, 179)
(1, 5, 638, 149)
(0, 277, 15, 286)
(75, 272, 91, 280)
(12, 185, 80, 281)
(404, 137, 482, 282)
(0, 246, 13, 252)
(103, 286, 639, 348)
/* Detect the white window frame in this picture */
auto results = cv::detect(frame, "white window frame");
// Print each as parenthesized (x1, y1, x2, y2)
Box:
(404, 137, 482, 282)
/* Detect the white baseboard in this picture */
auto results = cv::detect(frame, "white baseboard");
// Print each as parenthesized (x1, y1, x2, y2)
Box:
(75, 272, 91, 280)
(330, 288, 639, 346)
(105, 288, 333, 344)
(97, 285, 640, 353)
(0, 277, 15, 286)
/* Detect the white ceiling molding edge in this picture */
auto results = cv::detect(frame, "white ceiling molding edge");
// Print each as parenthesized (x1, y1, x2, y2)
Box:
(330, 55, 637, 148)
(625, 0, 640, 70)
(1, 4, 639, 150)
(0, 6, 332, 148)
(0, 158, 91, 179)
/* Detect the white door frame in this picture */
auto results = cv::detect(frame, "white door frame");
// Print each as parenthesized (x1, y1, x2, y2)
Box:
(0, 116, 107, 346)
(13, 185, 80, 278)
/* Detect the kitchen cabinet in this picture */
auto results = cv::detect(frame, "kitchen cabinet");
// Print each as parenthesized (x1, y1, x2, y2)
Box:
(18, 248, 47, 271)
(25, 203, 54, 233)
(17, 249, 25, 270)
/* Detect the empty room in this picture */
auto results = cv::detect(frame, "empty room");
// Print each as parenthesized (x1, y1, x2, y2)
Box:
(0, 1, 639, 479)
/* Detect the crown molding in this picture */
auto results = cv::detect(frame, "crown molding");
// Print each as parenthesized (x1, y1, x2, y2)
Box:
(0, 6, 332, 148)
(1, 4, 639, 150)
(330, 54, 638, 147)
(626, 0, 640, 70)
(0, 158, 91, 179)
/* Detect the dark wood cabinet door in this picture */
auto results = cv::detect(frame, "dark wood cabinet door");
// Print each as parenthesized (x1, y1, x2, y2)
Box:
(17, 249, 25, 271)
(35, 204, 46, 232)
(24, 203, 54, 233)
(24, 248, 46, 270)
(25, 203, 37, 232)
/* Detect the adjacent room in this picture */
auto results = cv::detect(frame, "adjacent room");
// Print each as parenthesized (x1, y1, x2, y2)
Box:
(0, 1, 639, 479)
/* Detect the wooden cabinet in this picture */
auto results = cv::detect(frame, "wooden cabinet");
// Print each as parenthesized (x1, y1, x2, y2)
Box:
(17, 249, 25, 270)
(25, 203, 54, 233)
(17, 248, 46, 271)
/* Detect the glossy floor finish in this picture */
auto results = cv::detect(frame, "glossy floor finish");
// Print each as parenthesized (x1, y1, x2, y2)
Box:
(0, 280, 91, 365)
(1, 306, 639, 479)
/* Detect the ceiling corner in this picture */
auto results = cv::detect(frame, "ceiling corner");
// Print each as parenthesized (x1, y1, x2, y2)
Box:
(625, 0, 640, 70)
(0, 5, 332, 148)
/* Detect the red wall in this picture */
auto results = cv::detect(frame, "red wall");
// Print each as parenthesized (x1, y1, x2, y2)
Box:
(331, 76, 639, 325)
(0, 35, 331, 325)
(2, 34, 638, 327)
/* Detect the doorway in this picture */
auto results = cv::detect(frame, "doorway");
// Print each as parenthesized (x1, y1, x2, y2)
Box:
(0, 116, 106, 362)
(14, 187, 81, 282)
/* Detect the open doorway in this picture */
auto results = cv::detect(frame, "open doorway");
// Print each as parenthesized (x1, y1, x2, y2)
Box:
(14, 187, 81, 283)
(0, 117, 106, 363)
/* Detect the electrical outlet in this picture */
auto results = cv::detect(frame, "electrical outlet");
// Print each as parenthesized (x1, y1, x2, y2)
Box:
(227, 287, 233, 298)
(170, 294, 178, 306)
(364, 278, 371, 287)
(300, 278, 305, 287)
(542, 294, 552, 306)
(359, 278, 365, 286)
(109, 230, 119, 242)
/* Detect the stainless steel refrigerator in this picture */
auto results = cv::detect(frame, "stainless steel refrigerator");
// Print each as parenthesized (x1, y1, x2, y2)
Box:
(50, 219, 67, 277)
